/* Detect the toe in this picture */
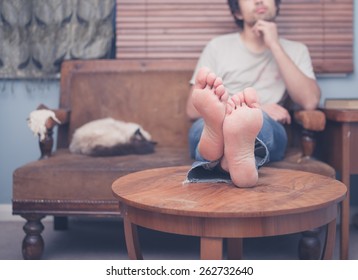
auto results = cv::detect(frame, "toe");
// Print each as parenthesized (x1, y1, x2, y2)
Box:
(206, 72, 217, 88)
(231, 94, 243, 108)
(226, 99, 235, 114)
(195, 67, 210, 89)
(213, 77, 223, 89)
(215, 84, 226, 99)
(243, 87, 260, 108)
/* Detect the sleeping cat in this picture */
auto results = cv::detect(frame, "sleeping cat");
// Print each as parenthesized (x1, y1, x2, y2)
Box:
(69, 118, 156, 156)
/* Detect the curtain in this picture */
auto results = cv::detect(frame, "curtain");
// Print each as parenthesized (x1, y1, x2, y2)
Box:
(0, 0, 115, 78)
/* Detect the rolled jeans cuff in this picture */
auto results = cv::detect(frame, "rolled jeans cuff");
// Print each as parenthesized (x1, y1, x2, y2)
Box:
(185, 136, 269, 184)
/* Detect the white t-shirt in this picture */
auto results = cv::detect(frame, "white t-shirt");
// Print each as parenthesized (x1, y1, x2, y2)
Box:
(190, 32, 316, 105)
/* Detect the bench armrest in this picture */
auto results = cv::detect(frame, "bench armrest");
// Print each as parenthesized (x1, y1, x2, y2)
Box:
(292, 110, 326, 158)
(294, 110, 326, 132)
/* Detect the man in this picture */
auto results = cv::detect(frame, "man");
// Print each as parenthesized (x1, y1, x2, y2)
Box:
(185, 0, 321, 188)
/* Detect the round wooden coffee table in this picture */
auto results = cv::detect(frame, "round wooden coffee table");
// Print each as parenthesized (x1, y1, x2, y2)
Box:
(111, 166, 346, 260)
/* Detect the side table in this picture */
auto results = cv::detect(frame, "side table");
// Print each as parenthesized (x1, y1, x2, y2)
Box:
(321, 108, 358, 260)
(112, 166, 346, 260)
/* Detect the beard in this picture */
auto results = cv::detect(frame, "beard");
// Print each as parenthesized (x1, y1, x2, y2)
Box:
(246, 11, 277, 27)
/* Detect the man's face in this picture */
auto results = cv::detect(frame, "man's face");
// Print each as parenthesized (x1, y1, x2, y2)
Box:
(237, 0, 278, 27)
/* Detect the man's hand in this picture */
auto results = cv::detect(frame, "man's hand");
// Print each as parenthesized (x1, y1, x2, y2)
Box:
(252, 20, 279, 49)
(261, 103, 291, 124)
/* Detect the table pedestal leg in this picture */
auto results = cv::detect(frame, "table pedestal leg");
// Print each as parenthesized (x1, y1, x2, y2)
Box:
(227, 238, 243, 259)
(322, 219, 337, 260)
(200, 237, 223, 260)
(123, 217, 143, 260)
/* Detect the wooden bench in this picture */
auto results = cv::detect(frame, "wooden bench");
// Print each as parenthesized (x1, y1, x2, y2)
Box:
(12, 59, 334, 259)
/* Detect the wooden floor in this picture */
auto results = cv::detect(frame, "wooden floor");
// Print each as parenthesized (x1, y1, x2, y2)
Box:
(1, 216, 358, 260)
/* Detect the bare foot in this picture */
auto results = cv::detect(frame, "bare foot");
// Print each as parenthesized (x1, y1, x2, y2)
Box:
(192, 68, 229, 161)
(222, 88, 263, 188)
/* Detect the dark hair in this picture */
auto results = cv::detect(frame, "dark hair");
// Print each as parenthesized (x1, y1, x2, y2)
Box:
(227, 0, 281, 29)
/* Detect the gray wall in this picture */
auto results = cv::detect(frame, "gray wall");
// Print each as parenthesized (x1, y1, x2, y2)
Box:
(1, 4, 358, 207)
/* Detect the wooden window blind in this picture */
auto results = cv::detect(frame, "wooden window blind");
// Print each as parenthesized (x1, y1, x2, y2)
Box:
(115, 0, 353, 74)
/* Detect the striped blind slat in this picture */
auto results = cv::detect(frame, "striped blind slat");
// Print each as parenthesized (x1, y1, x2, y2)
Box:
(116, 0, 353, 73)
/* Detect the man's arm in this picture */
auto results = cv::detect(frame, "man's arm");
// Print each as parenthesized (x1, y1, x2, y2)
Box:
(270, 43, 321, 110)
(254, 20, 321, 110)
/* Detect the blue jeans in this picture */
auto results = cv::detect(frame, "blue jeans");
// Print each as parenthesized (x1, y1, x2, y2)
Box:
(186, 111, 287, 183)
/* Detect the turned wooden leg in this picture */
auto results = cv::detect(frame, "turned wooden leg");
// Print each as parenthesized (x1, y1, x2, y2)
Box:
(298, 228, 322, 260)
(227, 238, 243, 260)
(21, 214, 46, 260)
(301, 129, 315, 158)
(39, 128, 53, 159)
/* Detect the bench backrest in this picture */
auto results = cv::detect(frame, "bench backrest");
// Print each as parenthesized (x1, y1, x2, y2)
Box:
(58, 60, 192, 149)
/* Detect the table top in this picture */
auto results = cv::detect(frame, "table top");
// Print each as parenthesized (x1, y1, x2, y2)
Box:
(112, 166, 346, 218)
(323, 108, 358, 122)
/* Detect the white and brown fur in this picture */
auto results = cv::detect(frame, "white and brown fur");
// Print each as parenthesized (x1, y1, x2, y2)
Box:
(69, 118, 156, 156)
